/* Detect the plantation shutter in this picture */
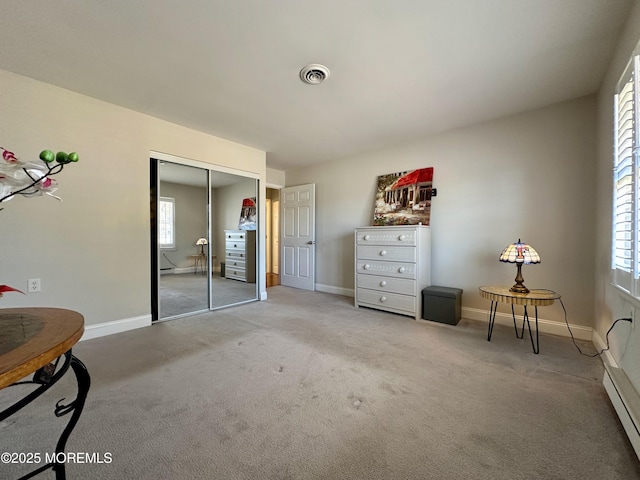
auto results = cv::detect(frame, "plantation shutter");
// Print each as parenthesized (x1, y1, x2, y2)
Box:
(613, 57, 638, 292)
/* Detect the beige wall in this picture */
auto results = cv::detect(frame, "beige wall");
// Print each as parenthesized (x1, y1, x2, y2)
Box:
(0, 69, 266, 326)
(286, 95, 597, 327)
(595, 0, 640, 390)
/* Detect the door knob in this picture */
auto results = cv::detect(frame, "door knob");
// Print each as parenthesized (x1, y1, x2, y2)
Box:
(306, 241, 315, 245)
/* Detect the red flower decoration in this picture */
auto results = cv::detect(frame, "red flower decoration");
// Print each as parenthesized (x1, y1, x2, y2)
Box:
(0, 284, 25, 295)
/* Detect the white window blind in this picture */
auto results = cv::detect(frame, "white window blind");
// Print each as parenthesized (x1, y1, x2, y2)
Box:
(613, 50, 640, 296)
(159, 197, 175, 249)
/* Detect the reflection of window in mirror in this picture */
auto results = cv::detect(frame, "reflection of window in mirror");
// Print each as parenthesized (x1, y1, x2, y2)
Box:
(159, 196, 175, 249)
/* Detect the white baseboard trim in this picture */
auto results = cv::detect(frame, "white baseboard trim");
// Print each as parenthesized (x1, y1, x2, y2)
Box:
(277, 284, 594, 341)
(315, 283, 354, 297)
(260, 290, 268, 300)
(81, 314, 152, 341)
(160, 267, 194, 275)
(592, 328, 616, 366)
(462, 306, 593, 341)
(603, 363, 640, 460)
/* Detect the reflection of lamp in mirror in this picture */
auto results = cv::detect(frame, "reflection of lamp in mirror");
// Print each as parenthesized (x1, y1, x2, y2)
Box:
(196, 237, 208, 255)
(499, 239, 540, 293)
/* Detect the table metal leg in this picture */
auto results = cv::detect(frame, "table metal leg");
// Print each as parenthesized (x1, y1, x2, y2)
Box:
(511, 304, 526, 339)
(487, 300, 498, 341)
(522, 305, 540, 354)
(51, 355, 91, 480)
(1, 350, 91, 480)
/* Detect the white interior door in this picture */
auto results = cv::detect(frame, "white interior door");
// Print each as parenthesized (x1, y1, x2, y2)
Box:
(281, 184, 315, 290)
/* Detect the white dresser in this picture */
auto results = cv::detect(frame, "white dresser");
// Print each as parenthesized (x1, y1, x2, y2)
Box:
(354, 225, 431, 320)
(224, 230, 256, 283)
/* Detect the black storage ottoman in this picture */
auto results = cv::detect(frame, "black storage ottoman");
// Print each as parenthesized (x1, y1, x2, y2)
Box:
(422, 286, 463, 325)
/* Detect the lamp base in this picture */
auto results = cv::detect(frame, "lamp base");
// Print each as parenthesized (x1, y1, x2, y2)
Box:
(510, 263, 529, 293)
(509, 283, 530, 294)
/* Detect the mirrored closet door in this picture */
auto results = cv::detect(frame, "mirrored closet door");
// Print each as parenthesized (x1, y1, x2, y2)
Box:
(209, 171, 258, 309)
(151, 157, 259, 321)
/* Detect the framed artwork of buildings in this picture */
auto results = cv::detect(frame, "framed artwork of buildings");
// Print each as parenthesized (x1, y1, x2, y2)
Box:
(373, 167, 434, 226)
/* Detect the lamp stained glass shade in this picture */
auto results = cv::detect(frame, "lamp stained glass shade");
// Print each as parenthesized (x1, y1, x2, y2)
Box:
(499, 239, 540, 264)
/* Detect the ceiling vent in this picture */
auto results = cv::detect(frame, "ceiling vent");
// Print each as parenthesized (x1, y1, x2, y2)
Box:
(299, 64, 330, 85)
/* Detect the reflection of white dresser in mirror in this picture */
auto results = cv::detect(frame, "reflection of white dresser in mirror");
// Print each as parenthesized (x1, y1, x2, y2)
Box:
(224, 230, 256, 283)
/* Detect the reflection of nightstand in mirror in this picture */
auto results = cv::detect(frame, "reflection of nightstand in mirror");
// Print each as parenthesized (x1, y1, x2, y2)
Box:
(190, 253, 206, 275)
(189, 254, 217, 275)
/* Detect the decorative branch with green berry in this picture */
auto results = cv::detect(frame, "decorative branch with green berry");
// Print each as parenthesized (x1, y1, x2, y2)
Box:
(0, 146, 79, 209)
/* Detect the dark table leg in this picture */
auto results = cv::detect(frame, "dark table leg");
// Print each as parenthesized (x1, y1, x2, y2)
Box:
(1, 350, 91, 480)
(522, 306, 540, 354)
(511, 305, 526, 339)
(51, 355, 91, 480)
(487, 300, 498, 341)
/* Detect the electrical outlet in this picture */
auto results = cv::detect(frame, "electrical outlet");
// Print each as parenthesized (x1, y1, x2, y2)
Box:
(629, 305, 635, 329)
(28, 278, 41, 293)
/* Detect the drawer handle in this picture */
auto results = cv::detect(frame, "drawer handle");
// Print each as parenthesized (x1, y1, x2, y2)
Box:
(380, 281, 387, 287)
(398, 235, 406, 241)
(398, 267, 406, 273)
(363, 234, 371, 240)
(380, 296, 387, 303)
(380, 250, 387, 256)
(363, 264, 370, 270)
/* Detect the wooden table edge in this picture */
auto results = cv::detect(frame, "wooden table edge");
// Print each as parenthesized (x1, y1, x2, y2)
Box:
(0, 308, 84, 389)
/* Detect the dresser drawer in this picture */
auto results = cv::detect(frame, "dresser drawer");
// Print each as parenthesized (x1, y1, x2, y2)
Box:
(225, 258, 246, 270)
(356, 228, 417, 246)
(356, 274, 417, 296)
(225, 231, 249, 242)
(226, 240, 246, 251)
(356, 260, 416, 279)
(226, 250, 247, 261)
(357, 245, 416, 263)
(356, 288, 416, 315)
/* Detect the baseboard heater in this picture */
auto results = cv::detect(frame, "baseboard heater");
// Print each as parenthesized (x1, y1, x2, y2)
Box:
(603, 363, 640, 459)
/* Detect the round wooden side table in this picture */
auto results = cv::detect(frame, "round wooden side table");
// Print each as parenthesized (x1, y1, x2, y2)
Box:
(479, 286, 561, 354)
(0, 307, 91, 480)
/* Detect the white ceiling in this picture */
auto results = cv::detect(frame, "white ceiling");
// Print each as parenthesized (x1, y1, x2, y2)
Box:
(0, 1, 633, 170)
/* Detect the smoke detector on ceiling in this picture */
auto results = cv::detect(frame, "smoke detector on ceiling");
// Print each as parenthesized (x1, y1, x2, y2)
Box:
(299, 64, 330, 85)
